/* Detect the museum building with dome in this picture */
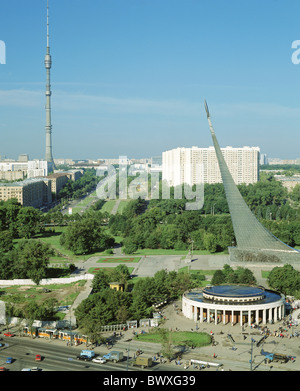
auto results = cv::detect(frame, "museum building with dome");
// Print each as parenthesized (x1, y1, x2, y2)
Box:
(182, 285, 285, 326)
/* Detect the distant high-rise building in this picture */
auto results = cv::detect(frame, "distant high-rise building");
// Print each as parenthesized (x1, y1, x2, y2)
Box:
(162, 145, 260, 187)
(18, 154, 29, 162)
(259, 153, 268, 165)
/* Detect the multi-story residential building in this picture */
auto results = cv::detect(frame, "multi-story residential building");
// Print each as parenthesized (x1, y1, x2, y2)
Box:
(0, 178, 52, 208)
(0, 159, 50, 179)
(55, 169, 83, 182)
(46, 173, 69, 196)
(0, 162, 29, 172)
(27, 160, 49, 178)
(162, 146, 260, 187)
(0, 170, 26, 181)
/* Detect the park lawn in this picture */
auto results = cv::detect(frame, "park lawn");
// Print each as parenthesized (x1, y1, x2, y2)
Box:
(97, 257, 141, 263)
(261, 270, 271, 279)
(117, 200, 132, 214)
(135, 330, 211, 348)
(88, 266, 135, 275)
(71, 192, 99, 213)
(178, 267, 215, 276)
(100, 200, 117, 214)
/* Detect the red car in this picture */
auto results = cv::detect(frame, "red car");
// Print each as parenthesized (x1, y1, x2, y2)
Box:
(3, 333, 14, 337)
(35, 355, 42, 361)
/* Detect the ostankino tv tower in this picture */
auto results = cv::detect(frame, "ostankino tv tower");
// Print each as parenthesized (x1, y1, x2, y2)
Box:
(44, 0, 55, 171)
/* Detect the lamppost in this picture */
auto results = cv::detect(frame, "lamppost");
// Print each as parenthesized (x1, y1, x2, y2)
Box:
(126, 341, 131, 371)
(250, 338, 256, 371)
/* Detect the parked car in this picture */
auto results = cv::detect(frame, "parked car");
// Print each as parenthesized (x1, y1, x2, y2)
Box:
(6, 357, 13, 364)
(0, 367, 6, 371)
(35, 354, 42, 361)
(92, 356, 106, 364)
(3, 333, 14, 337)
(76, 355, 92, 362)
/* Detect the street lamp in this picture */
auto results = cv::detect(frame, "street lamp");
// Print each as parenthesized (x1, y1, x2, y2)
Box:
(126, 341, 131, 371)
(250, 338, 256, 371)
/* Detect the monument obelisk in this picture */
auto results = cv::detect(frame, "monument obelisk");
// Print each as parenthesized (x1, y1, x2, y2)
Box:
(204, 100, 300, 263)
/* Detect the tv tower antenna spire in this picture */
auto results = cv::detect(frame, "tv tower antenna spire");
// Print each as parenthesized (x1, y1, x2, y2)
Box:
(44, 0, 55, 170)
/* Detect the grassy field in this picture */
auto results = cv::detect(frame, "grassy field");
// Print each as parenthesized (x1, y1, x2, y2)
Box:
(88, 266, 135, 275)
(134, 330, 211, 348)
(100, 200, 117, 214)
(0, 281, 87, 319)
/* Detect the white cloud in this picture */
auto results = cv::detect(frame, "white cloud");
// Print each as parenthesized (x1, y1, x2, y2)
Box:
(0, 89, 43, 107)
(0, 88, 199, 116)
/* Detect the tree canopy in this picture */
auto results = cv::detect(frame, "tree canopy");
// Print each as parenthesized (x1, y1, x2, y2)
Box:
(60, 214, 115, 255)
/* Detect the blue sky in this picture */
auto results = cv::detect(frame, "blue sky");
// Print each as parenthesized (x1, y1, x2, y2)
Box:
(0, 0, 299, 160)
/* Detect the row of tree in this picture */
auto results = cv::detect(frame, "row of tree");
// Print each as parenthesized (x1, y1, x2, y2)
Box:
(211, 264, 300, 299)
(58, 168, 102, 201)
(211, 264, 256, 285)
(0, 199, 44, 242)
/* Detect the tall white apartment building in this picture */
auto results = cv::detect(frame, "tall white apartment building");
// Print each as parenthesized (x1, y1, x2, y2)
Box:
(27, 160, 49, 178)
(162, 146, 260, 187)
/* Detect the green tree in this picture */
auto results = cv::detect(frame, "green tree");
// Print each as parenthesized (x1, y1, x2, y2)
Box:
(211, 270, 226, 285)
(92, 269, 110, 292)
(14, 240, 53, 284)
(3, 199, 22, 237)
(16, 206, 43, 239)
(0, 251, 14, 279)
(60, 216, 114, 255)
(203, 232, 217, 252)
(123, 238, 138, 254)
(0, 230, 14, 252)
(235, 267, 256, 285)
(111, 264, 131, 285)
(158, 328, 175, 362)
(268, 264, 300, 296)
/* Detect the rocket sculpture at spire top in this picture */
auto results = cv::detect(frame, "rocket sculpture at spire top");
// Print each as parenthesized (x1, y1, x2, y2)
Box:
(204, 100, 215, 135)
